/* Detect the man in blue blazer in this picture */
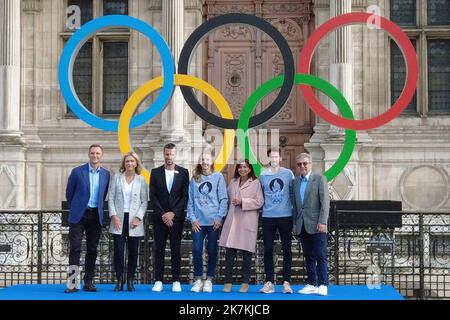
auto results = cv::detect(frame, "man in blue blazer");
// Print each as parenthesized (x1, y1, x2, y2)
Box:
(65, 144, 110, 293)
(292, 153, 330, 296)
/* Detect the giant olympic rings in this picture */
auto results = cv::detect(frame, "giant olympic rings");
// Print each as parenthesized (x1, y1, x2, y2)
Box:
(58, 12, 419, 183)
(118, 74, 235, 184)
(299, 12, 418, 130)
(178, 13, 295, 129)
(59, 15, 175, 132)
(237, 73, 356, 181)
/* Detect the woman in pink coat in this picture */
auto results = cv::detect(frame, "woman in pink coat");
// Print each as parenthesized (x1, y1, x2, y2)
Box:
(219, 159, 264, 293)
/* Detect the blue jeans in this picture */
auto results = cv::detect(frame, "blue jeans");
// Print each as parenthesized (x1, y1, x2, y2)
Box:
(299, 225, 329, 286)
(192, 226, 219, 278)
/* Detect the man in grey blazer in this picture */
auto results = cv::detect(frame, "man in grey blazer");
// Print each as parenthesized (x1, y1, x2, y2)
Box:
(292, 153, 330, 296)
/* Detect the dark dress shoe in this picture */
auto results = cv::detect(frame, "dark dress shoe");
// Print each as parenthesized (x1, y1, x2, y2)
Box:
(64, 287, 79, 293)
(114, 278, 124, 292)
(83, 280, 99, 292)
(127, 279, 136, 292)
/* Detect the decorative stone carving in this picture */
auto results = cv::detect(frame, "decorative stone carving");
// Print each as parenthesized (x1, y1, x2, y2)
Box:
(269, 53, 293, 122)
(262, 2, 310, 16)
(274, 95, 293, 121)
(208, 5, 254, 15)
(271, 53, 284, 77)
(270, 19, 303, 41)
(0, 165, 18, 208)
(22, 0, 42, 12)
(148, 0, 162, 10)
(223, 54, 247, 118)
(185, 0, 204, 10)
(216, 26, 252, 41)
(150, 0, 203, 11)
(330, 165, 356, 200)
(353, 0, 369, 8)
(400, 165, 450, 210)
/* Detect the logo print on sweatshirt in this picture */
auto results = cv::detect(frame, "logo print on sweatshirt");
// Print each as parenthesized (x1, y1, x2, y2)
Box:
(198, 181, 213, 207)
(269, 178, 284, 205)
(199, 182, 213, 195)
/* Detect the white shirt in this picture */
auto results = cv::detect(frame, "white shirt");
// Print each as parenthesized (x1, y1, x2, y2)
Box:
(165, 169, 175, 193)
(122, 178, 134, 212)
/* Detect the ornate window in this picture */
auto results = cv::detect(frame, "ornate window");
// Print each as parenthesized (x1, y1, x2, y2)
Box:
(390, 0, 450, 115)
(63, 0, 129, 116)
(390, 0, 416, 26)
(391, 39, 417, 113)
(103, 42, 128, 114)
(72, 42, 93, 111)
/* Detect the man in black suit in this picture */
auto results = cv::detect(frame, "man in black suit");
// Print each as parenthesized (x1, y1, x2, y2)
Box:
(149, 143, 189, 292)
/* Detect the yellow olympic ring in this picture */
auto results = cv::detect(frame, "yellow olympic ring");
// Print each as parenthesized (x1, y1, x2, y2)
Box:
(118, 74, 235, 184)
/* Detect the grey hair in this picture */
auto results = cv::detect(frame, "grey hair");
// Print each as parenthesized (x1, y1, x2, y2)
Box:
(296, 153, 312, 163)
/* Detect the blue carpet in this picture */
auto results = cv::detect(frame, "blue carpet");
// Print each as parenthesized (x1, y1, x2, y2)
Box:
(0, 284, 403, 300)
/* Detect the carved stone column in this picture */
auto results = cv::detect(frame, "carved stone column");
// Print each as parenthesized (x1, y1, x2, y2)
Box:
(306, 0, 356, 200)
(0, 0, 22, 140)
(160, 0, 185, 141)
(328, 0, 352, 137)
(330, 1, 352, 99)
(0, 0, 25, 209)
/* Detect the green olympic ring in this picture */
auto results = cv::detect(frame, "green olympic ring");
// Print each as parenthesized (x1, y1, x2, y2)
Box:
(237, 73, 356, 181)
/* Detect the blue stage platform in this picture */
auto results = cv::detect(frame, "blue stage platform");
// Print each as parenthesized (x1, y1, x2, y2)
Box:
(0, 284, 403, 300)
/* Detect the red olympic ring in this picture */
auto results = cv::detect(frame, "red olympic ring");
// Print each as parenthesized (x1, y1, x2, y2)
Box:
(299, 12, 419, 130)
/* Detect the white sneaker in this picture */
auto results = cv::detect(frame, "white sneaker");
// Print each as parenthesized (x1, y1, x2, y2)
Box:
(191, 279, 203, 293)
(152, 281, 163, 292)
(298, 284, 318, 294)
(317, 285, 328, 296)
(203, 279, 213, 293)
(259, 281, 275, 294)
(172, 281, 182, 292)
(282, 281, 293, 294)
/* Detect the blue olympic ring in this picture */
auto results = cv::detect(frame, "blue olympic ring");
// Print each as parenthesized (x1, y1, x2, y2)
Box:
(58, 15, 175, 132)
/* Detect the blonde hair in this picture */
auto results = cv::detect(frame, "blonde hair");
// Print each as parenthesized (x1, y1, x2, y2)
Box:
(119, 152, 143, 175)
(193, 150, 215, 183)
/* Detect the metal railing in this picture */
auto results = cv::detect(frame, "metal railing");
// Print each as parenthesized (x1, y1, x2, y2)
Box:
(1, 209, 449, 299)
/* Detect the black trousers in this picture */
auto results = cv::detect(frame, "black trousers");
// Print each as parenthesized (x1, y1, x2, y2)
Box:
(153, 217, 184, 282)
(68, 207, 102, 281)
(224, 248, 253, 284)
(262, 216, 293, 283)
(113, 212, 141, 280)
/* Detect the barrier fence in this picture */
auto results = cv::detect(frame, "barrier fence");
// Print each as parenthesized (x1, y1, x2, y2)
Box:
(0, 209, 449, 299)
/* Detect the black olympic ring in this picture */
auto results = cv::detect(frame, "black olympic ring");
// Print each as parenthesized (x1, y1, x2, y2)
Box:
(178, 13, 295, 129)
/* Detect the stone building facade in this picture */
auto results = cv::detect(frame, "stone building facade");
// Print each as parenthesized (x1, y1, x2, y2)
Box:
(0, 0, 449, 212)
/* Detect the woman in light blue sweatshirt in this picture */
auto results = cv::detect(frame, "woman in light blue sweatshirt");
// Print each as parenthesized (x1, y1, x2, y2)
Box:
(187, 152, 228, 293)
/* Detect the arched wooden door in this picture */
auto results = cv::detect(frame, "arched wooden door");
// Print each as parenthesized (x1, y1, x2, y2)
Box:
(203, 0, 315, 181)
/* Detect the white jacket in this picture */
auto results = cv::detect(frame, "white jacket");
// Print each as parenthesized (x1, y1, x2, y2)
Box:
(108, 173, 148, 237)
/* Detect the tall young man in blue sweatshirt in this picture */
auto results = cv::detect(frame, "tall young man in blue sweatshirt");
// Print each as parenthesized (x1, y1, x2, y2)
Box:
(187, 152, 228, 293)
(259, 148, 294, 294)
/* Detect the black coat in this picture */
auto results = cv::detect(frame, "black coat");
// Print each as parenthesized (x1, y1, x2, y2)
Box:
(149, 165, 189, 222)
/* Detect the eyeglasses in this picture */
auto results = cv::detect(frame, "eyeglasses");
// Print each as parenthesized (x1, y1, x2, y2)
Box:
(297, 162, 311, 167)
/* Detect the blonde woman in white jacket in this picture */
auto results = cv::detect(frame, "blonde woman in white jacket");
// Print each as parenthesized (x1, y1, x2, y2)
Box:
(108, 152, 148, 292)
